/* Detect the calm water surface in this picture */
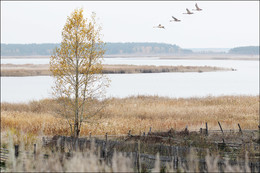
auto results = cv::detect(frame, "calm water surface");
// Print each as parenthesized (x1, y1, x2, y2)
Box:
(1, 58, 259, 103)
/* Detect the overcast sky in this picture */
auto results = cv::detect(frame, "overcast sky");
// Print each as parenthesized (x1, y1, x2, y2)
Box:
(1, 1, 259, 48)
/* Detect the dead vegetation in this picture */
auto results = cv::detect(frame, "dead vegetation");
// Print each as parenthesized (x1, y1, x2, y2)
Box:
(1, 95, 259, 172)
(0, 64, 233, 76)
(1, 128, 259, 172)
(1, 95, 259, 136)
(1, 137, 254, 173)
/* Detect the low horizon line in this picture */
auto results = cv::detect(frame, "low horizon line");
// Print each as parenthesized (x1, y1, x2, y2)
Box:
(1, 42, 259, 49)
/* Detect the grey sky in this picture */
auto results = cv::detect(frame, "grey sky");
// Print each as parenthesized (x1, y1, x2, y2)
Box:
(1, 1, 259, 48)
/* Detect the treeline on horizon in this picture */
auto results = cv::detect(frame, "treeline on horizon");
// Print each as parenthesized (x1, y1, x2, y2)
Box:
(229, 46, 259, 55)
(1, 43, 259, 56)
(0, 43, 191, 56)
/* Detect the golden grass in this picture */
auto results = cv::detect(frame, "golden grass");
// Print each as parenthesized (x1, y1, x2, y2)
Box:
(101, 64, 231, 74)
(0, 64, 232, 76)
(1, 96, 259, 136)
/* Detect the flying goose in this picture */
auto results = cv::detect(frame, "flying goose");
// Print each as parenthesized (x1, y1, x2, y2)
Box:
(153, 24, 165, 29)
(170, 16, 181, 22)
(183, 8, 194, 14)
(193, 3, 202, 11)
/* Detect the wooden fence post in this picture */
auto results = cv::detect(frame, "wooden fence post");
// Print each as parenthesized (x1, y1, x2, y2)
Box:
(33, 144, 36, 158)
(258, 125, 260, 142)
(89, 132, 92, 140)
(105, 133, 108, 160)
(218, 121, 224, 135)
(173, 147, 176, 169)
(205, 122, 208, 136)
(128, 130, 131, 136)
(61, 136, 65, 152)
(75, 138, 78, 151)
(137, 139, 141, 173)
(169, 145, 173, 162)
(135, 140, 141, 173)
(42, 137, 46, 146)
(149, 127, 152, 134)
(238, 123, 243, 134)
(14, 145, 19, 158)
(85, 139, 88, 150)
(175, 146, 179, 169)
(217, 122, 225, 145)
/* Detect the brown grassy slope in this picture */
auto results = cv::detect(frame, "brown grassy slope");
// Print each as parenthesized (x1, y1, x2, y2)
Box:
(1, 96, 259, 136)
(0, 64, 233, 76)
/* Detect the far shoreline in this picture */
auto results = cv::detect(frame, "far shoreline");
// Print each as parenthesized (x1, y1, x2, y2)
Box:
(1, 54, 259, 61)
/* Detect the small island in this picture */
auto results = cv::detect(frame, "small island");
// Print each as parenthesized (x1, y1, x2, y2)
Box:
(0, 64, 235, 77)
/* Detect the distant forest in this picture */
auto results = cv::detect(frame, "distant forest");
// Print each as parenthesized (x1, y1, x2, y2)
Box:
(228, 46, 259, 55)
(1, 43, 192, 56)
(1, 43, 259, 56)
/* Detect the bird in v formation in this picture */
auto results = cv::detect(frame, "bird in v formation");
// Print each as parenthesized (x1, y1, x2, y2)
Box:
(153, 24, 165, 29)
(170, 16, 181, 22)
(193, 3, 203, 11)
(154, 3, 202, 29)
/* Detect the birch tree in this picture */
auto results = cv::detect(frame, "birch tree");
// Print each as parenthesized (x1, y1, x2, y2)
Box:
(50, 8, 109, 137)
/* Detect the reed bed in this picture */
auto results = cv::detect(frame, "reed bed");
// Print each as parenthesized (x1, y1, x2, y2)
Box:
(0, 64, 232, 76)
(101, 64, 231, 74)
(1, 96, 259, 137)
(1, 134, 251, 173)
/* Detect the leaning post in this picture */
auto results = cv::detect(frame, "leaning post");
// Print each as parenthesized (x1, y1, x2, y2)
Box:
(218, 121, 224, 135)
(238, 123, 243, 134)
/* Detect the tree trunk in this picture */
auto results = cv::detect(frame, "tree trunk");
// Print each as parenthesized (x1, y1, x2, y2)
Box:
(74, 34, 79, 138)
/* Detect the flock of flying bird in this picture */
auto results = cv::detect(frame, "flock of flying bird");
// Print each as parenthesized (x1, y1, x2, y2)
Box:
(154, 3, 202, 29)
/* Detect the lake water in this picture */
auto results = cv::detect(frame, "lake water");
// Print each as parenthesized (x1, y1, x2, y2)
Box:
(1, 58, 259, 103)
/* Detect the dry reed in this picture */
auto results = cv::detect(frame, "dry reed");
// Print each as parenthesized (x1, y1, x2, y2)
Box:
(1, 96, 259, 137)
(0, 133, 252, 173)
(1, 64, 232, 76)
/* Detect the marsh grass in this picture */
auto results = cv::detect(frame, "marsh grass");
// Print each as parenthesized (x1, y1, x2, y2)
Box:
(0, 64, 232, 76)
(1, 96, 259, 137)
(1, 133, 252, 173)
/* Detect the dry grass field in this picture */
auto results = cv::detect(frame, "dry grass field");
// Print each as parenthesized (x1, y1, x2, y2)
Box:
(1, 95, 259, 138)
(1, 95, 259, 172)
(0, 64, 232, 76)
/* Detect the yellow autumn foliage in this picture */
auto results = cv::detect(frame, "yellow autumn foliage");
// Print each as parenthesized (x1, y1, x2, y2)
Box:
(49, 8, 109, 137)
